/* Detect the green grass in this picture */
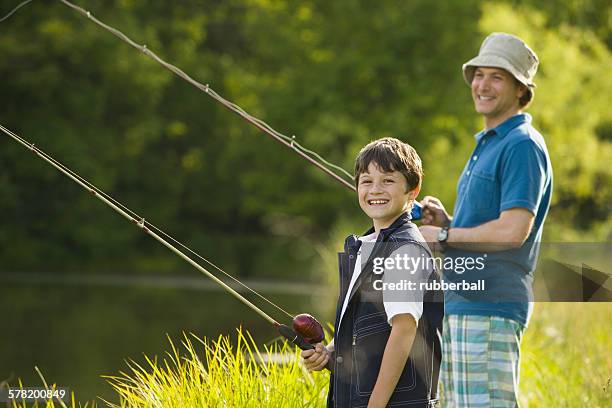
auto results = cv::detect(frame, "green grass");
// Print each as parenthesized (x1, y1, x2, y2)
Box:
(103, 330, 329, 407)
(519, 302, 611, 407)
(7, 303, 611, 407)
(6, 368, 96, 408)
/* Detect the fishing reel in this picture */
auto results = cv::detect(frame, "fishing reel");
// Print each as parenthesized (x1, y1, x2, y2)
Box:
(277, 313, 325, 351)
(277, 314, 333, 371)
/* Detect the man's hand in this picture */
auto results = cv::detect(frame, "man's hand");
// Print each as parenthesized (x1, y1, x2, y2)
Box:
(301, 342, 331, 371)
(419, 225, 442, 251)
(420, 196, 451, 227)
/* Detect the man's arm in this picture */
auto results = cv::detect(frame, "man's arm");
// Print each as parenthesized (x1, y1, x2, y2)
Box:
(421, 139, 545, 252)
(420, 207, 534, 252)
(367, 314, 417, 408)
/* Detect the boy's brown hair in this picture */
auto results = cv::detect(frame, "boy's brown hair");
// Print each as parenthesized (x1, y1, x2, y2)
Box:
(354, 137, 422, 191)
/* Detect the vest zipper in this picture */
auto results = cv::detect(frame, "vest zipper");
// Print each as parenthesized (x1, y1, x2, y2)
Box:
(352, 334, 356, 346)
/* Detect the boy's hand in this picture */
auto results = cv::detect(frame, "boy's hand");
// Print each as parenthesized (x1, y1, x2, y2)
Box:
(301, 342, 330, 371)
(420, 196, 451, 227)
(367, 314, 417, 408)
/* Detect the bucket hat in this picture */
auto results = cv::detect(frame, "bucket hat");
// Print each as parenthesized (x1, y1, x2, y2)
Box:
(463, 32, 539, 88)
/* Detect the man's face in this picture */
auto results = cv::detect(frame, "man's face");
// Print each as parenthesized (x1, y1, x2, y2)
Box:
(357, 162, 418, 231)
(471, 67, 524, 121)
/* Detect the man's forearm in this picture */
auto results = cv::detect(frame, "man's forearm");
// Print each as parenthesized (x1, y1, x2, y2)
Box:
(367, 317, 416, 408)
(447, 208, 534, 251)
(448, 223, 520, 251)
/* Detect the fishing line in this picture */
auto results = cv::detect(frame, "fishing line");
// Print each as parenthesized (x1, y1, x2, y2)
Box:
(1, 0, 353, 188)
(53, 0, 420, 213)
(2, 0, 330, 352)
(57, 0, 356, 191)
(2, 1, 428, 361)
(3, 0, 425, 221)
(2, 0, 334, 356)
(2, 124, 327, 353)
(0, 0, 33, 22)
(0, 123, 293, 321)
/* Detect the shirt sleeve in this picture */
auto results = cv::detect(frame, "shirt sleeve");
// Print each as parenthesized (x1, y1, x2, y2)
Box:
(382, 242, 434, 326)
(500, 139, 548, 214)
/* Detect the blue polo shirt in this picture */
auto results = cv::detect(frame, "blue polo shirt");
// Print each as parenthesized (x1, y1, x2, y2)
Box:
(444, 113, 553, 326)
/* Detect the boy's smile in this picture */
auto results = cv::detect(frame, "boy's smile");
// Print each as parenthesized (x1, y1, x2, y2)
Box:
(358, 162, 419, 232)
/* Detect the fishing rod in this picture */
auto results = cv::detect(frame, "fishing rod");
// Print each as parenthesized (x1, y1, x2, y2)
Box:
(1, 0, 421, 213)
(57, 0, 355, 192)
(0, 124, 324, 355)
(2, 0, 422, 364)
(53, 0, 422, 218)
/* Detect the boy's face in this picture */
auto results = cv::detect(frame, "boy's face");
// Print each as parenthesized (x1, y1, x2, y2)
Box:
(357, 162, 419, 232)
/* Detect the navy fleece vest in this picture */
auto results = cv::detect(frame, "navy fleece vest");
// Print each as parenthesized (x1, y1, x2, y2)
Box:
(327, 213, 443, 408)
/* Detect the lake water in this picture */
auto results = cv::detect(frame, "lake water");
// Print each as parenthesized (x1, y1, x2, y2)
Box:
(0, 275, 335, 403)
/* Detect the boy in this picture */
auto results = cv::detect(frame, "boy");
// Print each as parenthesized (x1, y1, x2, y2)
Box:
(302, 137, 443, 407)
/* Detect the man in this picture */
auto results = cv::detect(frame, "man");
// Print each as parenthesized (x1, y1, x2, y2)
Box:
(419, 33, 553, 407)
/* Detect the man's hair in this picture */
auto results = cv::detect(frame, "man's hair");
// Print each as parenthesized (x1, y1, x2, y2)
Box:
(354, 137, 422, 191)
(519, 87, 534, 108)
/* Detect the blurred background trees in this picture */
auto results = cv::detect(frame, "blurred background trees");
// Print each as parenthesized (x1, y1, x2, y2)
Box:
(1, 0, 610, 402)
(1, 0, 610, 277)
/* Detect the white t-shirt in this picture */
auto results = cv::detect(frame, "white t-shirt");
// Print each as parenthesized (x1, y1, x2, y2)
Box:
(337, 232, 431, 331)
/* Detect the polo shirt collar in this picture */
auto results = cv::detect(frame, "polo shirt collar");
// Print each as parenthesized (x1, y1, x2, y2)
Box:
(475, 113, 531, 142)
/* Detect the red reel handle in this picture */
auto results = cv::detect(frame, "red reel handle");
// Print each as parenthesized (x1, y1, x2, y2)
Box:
(292, 313, 325, 344)
(278, 324, 315, 350)
(277, 324, 333, 371)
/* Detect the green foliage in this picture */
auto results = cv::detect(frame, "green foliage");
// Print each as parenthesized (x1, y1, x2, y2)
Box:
(8, 367, 97, 408)
(92, 302, 612, 407)
(104, 330, 329, 407)
(514, 0, 612, 48)
(13, 304, 611, 407)
(2, 1, 609, 404)
(0, 1, 609, 275)
(478, 2, 612, 238)
(519, 303, 612, 406)
(4, 0, 468, 272)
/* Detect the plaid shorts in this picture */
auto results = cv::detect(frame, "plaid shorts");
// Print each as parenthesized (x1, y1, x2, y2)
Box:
(441, 315, 524, 408)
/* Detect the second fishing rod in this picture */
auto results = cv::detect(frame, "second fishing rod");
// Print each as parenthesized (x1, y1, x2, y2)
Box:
(0, 124, 326, 357)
